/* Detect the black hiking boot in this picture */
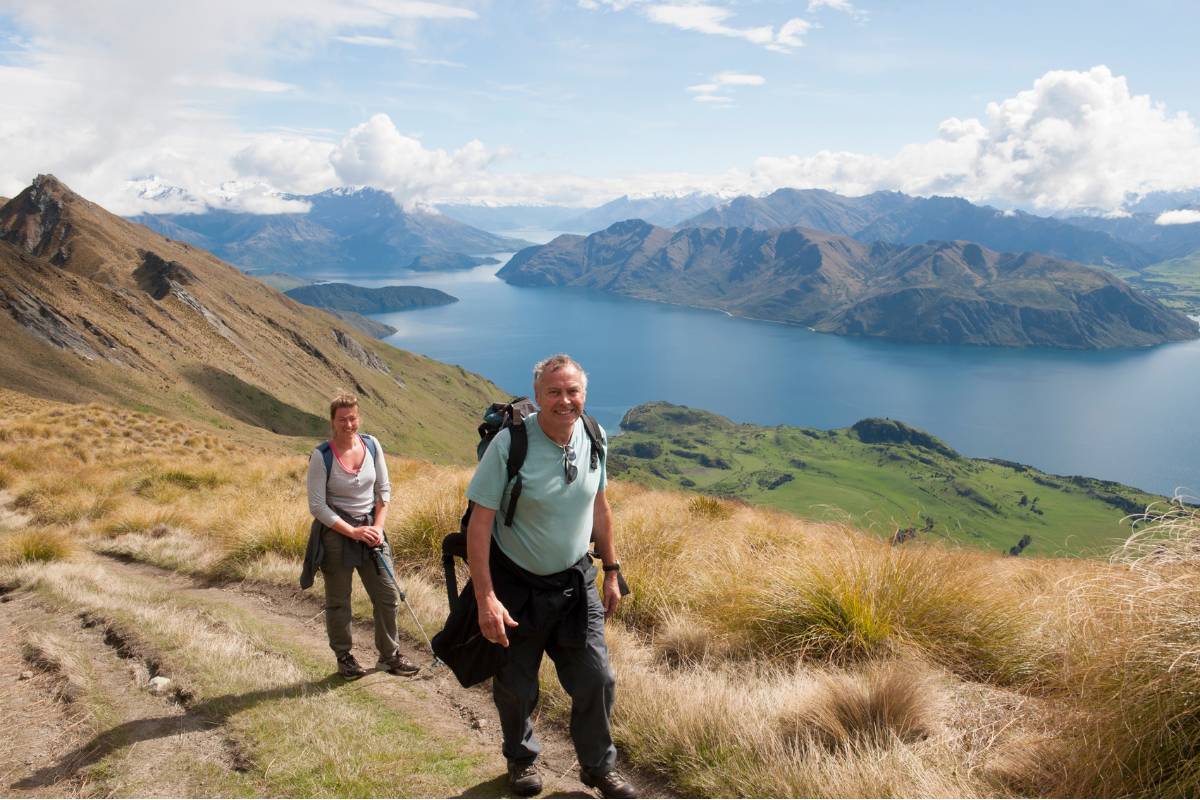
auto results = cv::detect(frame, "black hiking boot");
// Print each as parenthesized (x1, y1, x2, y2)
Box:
(336, 651, 366, 679)
(580, 768, 637, 799)
(507, 761, 542, 797)
(378, 651, 421, 677)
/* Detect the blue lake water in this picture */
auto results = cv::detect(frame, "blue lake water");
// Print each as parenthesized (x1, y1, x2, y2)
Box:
(314, 239, 1200, 497)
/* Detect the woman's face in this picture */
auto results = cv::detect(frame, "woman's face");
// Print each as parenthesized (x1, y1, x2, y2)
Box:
(332, 405, 360, 437)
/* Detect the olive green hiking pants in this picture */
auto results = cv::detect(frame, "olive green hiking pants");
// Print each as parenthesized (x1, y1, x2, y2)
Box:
(320, 527, 401, 658)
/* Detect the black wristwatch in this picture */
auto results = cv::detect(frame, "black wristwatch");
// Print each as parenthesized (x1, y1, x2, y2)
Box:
(602, 562, 621, 573)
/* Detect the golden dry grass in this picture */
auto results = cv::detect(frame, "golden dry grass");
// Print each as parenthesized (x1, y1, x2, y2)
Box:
(2, 389, 1199, 797)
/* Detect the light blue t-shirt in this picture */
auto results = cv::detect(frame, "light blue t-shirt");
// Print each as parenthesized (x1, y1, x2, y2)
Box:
(466, 413, 606, 576)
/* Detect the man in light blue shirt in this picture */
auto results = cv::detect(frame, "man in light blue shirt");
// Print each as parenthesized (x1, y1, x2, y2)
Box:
(465, 354, 636, 799)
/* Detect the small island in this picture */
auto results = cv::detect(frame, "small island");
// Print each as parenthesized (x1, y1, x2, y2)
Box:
(285, 282, 458, 314)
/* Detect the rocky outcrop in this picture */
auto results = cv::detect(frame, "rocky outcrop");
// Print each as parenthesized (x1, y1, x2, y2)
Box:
(332, 328, 389, 373)
(134, 251, 196, 300)
(0, 174, 73, 265)
(0, 282, 140, 365)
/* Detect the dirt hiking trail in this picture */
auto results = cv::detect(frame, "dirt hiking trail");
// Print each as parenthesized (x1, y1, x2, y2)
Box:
(0, 551, 669, 798)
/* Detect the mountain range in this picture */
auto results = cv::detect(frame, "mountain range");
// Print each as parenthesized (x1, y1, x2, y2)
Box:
(679, 188, 1176, 269)
(499, 219, 1198, 349)
(131, 188, 531, 276)
(436, 193, 726, 234)
(0, 176, 498, 458)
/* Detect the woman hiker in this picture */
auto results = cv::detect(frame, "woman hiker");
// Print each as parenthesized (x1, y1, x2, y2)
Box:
(301, 390, 420, 679)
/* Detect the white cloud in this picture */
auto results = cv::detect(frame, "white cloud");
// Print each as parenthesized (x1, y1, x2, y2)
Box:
(644, 4, 810, 52)
(1156, 209, 1200, 225)
(713, 71, 765, 87)
(807, 0, 868, 21)
(232, 135, 338, 195)
(412, 57, 465, 67)
(577, 0, 645, 10)
(334, 34, 413, 48)
(174, 73, 297, 92)
(746, 66, 1200, 212)
(686, 70, 764, 104)
(329, 113, 501, 208)
(0, 0, 478, 211)
(364, 1, 476, 19)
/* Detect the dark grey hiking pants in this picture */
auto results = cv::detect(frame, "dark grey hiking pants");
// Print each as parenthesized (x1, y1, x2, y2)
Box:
(320, 527, 400, 658)
(492, 579, 617, 774)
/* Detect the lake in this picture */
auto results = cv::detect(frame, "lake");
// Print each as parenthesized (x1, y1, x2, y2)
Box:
(315, 239, 1200, 498)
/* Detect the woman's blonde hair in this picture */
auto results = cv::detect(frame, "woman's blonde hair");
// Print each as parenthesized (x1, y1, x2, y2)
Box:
(329, 390, 359, 420)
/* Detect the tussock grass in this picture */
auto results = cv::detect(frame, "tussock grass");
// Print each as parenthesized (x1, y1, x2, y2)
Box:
(1047, 503, 1200, 796)
(687, 493, 736, 520)
(0, 528, 76, 566)
(385, 462, 470, 565)
(215, 506, 311, 578)
(778, 661, 939, 750)
(726, 543, 1035, 682)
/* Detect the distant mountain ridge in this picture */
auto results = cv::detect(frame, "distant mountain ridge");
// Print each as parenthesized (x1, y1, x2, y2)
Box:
(557, 193, 724, 232)
(681, 188, 1159, 269)
(131, 188, 531, 275)
(499, 220, 1198, 349)
(436, 193, 726, 235)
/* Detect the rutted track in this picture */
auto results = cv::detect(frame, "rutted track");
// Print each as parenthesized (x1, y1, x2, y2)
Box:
(0, 552, 670, 798)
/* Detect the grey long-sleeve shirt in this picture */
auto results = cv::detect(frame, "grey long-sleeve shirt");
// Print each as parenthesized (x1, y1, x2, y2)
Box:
(306, 436, 391, 529)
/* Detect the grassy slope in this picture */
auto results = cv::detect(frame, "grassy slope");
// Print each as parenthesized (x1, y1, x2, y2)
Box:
(3, 388, 1199, 797)
(0, 177, 501, 465)
(608, 402, 1163, 557)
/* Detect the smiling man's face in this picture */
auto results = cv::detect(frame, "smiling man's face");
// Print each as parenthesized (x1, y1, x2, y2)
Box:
(535, 364, 586, 441)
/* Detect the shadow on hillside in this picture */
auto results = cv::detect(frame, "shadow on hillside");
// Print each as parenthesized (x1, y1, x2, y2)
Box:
(183, 365, 327, 437)
(11, 674, 346, 790)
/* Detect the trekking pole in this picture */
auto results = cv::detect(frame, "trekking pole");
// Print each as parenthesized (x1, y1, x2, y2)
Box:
(371, 545, 442, 668)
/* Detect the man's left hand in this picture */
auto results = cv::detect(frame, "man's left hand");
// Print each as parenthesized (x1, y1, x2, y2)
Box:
(602, 571, 622, 620)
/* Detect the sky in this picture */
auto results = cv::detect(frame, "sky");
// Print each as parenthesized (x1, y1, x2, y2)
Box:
(1, 0, 1199, 216)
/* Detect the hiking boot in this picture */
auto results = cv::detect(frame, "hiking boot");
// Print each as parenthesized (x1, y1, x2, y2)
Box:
(507, 761, 542, 797)
(377, 651, 421, 677)
(580, 768, 637, 799)
(336, 652, 366, 679)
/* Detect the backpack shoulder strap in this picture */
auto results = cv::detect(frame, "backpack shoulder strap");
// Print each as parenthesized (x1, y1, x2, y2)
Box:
(506, 422, 528, 482)
(359, 433, 378, 463)
(581, 414, 605, 470)
(317, 441, 333, 478)
(502, 420, 528, 528)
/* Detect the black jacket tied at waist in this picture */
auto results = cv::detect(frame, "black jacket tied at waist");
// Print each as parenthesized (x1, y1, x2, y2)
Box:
(491, 542, 595, 648)
(432, 542, 596, 687)
(299, 506, 375, 590)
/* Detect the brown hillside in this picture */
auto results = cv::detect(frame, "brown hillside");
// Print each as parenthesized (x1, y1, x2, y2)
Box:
(0, 175, 498, 460)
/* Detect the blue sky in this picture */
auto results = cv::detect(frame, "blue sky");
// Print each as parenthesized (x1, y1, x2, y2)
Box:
(1, 1, 1198, 214)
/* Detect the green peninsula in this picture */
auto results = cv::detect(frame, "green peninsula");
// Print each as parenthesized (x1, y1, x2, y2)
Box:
(608, 402, 1165, 557)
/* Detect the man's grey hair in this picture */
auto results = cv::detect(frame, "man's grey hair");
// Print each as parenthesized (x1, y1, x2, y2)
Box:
(533, 353, 588, 391)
